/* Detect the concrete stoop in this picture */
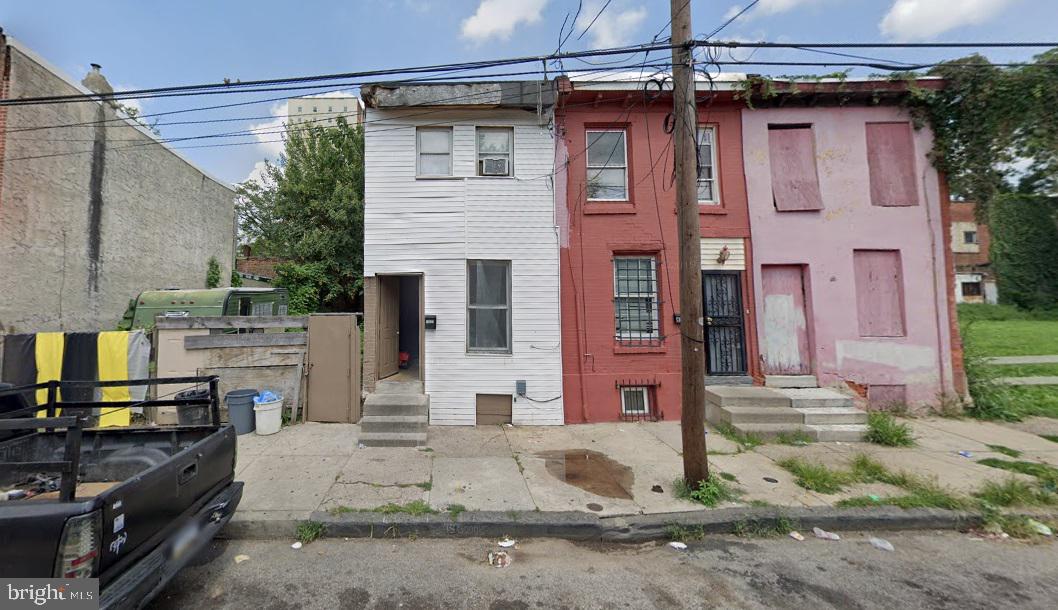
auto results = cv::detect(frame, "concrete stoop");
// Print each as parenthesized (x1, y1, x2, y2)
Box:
(359, 381, 429, 447)
(705, 385, 868, 442)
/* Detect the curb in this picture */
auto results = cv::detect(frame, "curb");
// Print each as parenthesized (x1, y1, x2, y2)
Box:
(221, 506, 987, 541)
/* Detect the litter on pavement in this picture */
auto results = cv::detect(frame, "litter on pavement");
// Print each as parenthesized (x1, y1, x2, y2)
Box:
(234, 554, 250, 564)
(498, 537, 517, 548)
(869, 537, 895, 552)
(788, 531, 805, 541)
(1027, 519, 1053, 537)
(488, 551, 512, 567)
(291, 541, 303, 550)
(668, 541, 688, 550)
(813, 527, 841, 541)
(957, 450, 973, 458)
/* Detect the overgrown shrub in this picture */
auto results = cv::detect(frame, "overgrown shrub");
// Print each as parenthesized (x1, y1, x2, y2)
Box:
(989, 194, 1058, 311)
(205, 256, 221, 289)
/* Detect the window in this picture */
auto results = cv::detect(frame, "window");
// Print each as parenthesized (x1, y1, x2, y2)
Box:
(853, 250, 906, 337)
(866, 122, 919, 207)
(586, 130, 628, 200)
(328, 106, 333, 112)
(417, 127, 453, 176)
(696, 126, 719, 203)
(614, 256, 659, 342)
(312, 106, 317, 112)
(620, 386, 650, 416)
(467, 260, 511, 353)
(297, 105, 302, 112)
(962, 281, 983, 297)
(476, 127, 513, 176)
(768, 124, 823, 211)
(963, 230, 978, 245)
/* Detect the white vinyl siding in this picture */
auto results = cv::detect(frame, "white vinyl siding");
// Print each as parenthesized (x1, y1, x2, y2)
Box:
(586, 130, 628, 201)
(365, 109, 562, 425)
(697, 126, 719, 204)
(417, 127, 453, 176)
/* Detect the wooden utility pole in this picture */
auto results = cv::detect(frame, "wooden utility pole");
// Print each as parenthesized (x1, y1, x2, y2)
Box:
(671, 0, 709, 484)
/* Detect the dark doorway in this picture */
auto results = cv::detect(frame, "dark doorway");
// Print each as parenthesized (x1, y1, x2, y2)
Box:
(702, 271, 748, 375)
(398, 276, 421, 379)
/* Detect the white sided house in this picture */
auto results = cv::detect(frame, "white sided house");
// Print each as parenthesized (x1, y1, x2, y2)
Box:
(360, 82, 563, 444)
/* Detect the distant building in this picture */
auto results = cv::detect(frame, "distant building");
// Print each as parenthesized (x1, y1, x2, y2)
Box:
(950, 201, 998, 304)
(286, 95, 363, 129)
(0, 31, 235, 334)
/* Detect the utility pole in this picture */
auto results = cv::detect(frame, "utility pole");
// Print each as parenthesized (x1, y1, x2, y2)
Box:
(670, 0, 709, 484)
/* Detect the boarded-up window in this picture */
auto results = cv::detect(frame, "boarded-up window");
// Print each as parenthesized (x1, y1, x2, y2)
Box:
(853, 250, 906, 337)
(476, 394, 512, 425)
(768, 125, 823, 211)
(866, 122, 918, 207)
(868, 384, 907, 411)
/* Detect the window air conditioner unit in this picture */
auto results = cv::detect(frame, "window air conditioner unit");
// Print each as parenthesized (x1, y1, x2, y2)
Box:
(481, 157, 509, 176)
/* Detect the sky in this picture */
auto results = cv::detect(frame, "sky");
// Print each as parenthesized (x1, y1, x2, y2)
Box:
(2, 0, 1056, 186)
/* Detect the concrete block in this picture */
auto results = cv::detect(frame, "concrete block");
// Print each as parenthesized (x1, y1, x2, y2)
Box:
(430, 456, 536, 511)
(717, 406, 805, 425)
(775, 387, 853, 408)
(357, 432, 428, 447)
(703, 385, 791, 408)
(796, 407, 868, 425)
(765, 375, 818, 388)
(360, 415, 428, 434)
(805, 424, 867, 442)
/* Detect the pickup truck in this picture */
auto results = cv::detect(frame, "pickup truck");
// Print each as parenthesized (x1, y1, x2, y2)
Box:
(0, 376, 242, 609)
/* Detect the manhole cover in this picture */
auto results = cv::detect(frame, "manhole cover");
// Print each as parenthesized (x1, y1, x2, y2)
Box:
(586, 503, 604, 512)
(763, 477, 779, 483)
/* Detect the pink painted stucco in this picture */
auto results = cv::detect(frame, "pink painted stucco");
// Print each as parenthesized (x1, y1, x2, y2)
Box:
(742, 106, 955, 406)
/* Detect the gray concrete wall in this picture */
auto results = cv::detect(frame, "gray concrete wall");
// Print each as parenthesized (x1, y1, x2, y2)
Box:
(0, 42, 235, 334)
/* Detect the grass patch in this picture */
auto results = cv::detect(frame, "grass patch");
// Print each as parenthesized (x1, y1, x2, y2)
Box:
(372, 500, 436, 515)
(774, 430, 814, 445)
(1042, 435, 1058, 444)
(983, 514, 1057, 540)
(961, 332, 1023, 421)
(732, 515, 797, 538)
(837, 479, 967, 510)
(961, 319, 1058, 356)
(446, 503, 466, 520)
(1005, 386, 1058, 419)
(414, 481, 432, 491)
(988, 363, 1058, 378)
(848, 454, 912, 487)
(986, 444, 1023, 458)
(977, 458, 1058, 488)
(776, 458, 852, 494)
(974, 478, 1058, 507)
(865, 412, 915, 447)
(327, 505, 356, 516)
(957, 303, 1058, 323)
(296, 520, 326, 544)
(665, 523, 707, 541)
(673, 474, 740, 507)
(714, 422, 765, 449)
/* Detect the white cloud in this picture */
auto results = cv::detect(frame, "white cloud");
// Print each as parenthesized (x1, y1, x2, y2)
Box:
(880, 0, 1016, 41)
(460, 0, 548, 42)
(720, 0, 823, 23)
(114, 84, 143, 114)
(247, 102, 287, 159)
(576, 2, 647, 48)
(243, 160, 274, 187)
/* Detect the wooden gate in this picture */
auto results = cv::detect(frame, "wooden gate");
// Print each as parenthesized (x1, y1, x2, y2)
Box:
(760, 265, 812, 375)
(702, 271, 747, 375)
(307, 313, 361, 423)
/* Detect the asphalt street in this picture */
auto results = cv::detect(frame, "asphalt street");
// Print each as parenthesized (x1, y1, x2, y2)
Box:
(150, 531, 1058, 609)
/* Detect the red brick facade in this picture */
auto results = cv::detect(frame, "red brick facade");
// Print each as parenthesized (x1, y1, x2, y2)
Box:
(555, 89, 757, 423)
(949, 200, 991, 268)
(0, 35, 10, 211)
(235, 256, 283, 279)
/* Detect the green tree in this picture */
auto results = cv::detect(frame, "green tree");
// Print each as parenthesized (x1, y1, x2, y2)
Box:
(230, 269, 243, 288)
(989, 194, 1058, 310)
(205, 256, 222, 289)
(235, 117, 365, 313)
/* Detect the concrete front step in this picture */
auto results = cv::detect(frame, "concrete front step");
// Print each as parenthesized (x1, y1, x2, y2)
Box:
(704, 386, 791, 409)
(765, 375, 818, 389)
(357, 431, 428, 447)
(774, 387, 853, 409)
(795, 407, 868, 425)
(703, 375, 754, 386)
(717, 406, 805, 425)
(726, 422, 808, 439)
(805, 424, 867, 442)
(360, 415, 428, 434)
(363, 393, 429, 417)
(374, 380, 424, 394)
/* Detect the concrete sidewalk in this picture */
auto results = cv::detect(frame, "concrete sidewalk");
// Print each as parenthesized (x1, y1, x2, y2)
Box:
(230, 417, 1058, 532)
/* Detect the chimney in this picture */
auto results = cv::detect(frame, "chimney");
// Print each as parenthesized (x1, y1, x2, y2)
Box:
(82, 63, 116, 105)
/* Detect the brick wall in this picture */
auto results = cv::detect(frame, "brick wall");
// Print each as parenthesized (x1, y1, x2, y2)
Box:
(236, 256, 283, 279)
(950, 201, 992, 269)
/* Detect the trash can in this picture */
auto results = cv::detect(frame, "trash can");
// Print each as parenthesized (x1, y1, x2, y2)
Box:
(253, 393, 283, 436)
(225, 388, 258, 435)
(175, 388, 211, 426)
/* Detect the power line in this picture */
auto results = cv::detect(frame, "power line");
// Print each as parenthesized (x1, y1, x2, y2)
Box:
(703, 0, 760, 40)
(576, 0, 613, 41)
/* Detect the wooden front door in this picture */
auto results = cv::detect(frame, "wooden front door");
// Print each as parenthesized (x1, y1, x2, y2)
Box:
(377, 276, 400, 379)
(702, 271, 747, 375)
(760, 265, 811, 375)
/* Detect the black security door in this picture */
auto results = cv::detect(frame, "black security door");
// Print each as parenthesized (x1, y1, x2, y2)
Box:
(702, 271, 748, 375)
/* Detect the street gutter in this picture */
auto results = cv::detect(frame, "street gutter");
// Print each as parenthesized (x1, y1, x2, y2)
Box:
(221, 506, 993, 541)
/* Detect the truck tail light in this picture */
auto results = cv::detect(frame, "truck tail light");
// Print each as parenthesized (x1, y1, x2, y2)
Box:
(54, 511, 101, 578)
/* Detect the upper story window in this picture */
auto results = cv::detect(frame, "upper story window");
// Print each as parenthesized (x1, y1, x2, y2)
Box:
(768, 124, 823, 211)
(586, 130, 628, 201)
(417, 127, 453, 177)
(477, 127, 513, 177)
(313, 106, 318, 112)
(297, 106, 302, 112)
(614, 256, 659, 343)
(467, 260, 512, 354)
(697, 126, 719, 204)
(964, 230, 978, 245)
(866, 122, 919, 207)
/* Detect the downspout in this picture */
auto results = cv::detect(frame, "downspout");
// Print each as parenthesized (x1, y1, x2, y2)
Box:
(922, 171, 949, 395)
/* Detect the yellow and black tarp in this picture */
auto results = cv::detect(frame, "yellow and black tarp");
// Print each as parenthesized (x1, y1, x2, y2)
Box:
(97, 331, 132, 427)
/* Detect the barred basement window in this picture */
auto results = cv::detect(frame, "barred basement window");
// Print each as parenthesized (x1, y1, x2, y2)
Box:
(614, 256, 660, 343)
(620, 386, 650, 416)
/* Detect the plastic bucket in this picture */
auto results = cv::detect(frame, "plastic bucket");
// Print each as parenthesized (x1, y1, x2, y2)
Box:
(225, 389, 258, 435)
(175, 388, 211, 426)
(253, 399, 283, 435)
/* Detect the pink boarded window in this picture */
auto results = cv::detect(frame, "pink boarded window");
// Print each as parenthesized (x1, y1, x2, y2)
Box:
(866, 122, 919, 207)
(854, 250, 906, 337)
(768, 125, 823, 211)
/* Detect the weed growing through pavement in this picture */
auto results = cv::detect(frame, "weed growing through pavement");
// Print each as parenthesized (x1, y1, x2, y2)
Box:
(714, 422, 765, 450)
(776, 458, 852, 494)
(446, 504, 467, 520)
(732, 515, 797, 538)
(865, 412, 915, 447)
(296, 520, 326, 544)
(673, 473, 741, 507)
(986, 444, 1023, 458)
(974, 478, 1058, 507)
(665, 523, 707, 541)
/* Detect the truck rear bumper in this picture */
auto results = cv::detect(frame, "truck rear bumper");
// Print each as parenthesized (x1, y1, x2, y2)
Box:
(100, 481, 243, 610)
